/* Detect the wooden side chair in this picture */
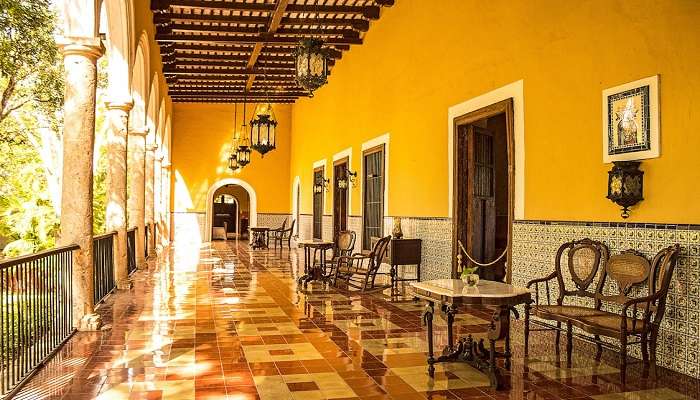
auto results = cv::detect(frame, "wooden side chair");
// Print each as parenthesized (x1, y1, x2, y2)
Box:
(324, 230, 356, 280)
(272, 220, 296, 249)
(334, 235, 391, 292)
(269, 219, 287, 248)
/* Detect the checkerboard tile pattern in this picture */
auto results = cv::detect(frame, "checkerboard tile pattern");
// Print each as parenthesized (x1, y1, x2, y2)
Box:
(14, 240, 700, 399)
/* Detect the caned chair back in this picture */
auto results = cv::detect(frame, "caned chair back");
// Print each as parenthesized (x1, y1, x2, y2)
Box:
(605, 250, 650, 295)
(649, 244, 680, 322)
(335, 231, 356, 257)
(555, 239, 609, 303)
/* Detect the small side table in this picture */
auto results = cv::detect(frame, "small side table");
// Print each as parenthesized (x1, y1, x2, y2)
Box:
(249, 227, 270, 249)
(296, 239, 334, 287)
(389, 238, 422, 296)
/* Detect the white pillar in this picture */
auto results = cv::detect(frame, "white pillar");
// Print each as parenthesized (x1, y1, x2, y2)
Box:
(145, 143, 157, 256)
(57, 37, 103, 331)
(105, 100, 133, 289)
(154, 153, 163, 250)
(128, 127, 147, 267)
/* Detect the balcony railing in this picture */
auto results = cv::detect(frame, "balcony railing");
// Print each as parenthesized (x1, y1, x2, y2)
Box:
(93, 232, 116, 305)
(0, 245, 78, 398)
(127, 228, 137, 275)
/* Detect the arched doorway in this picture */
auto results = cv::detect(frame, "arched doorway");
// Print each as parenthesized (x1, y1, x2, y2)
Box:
(211, 186, 249, 240)
(205, 178, 257, 242)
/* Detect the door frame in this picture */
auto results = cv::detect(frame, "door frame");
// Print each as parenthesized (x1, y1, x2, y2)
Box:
(312, 166, 325, 240)
(452, 99, 514, 282)
(361, 144, 386, 250)
(333, 157, 349, 239)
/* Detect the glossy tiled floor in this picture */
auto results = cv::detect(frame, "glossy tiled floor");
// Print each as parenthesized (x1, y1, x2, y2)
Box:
(13, 241, 700, 399)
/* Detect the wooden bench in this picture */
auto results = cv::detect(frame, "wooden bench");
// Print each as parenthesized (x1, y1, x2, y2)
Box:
(523, 238, 680, 382)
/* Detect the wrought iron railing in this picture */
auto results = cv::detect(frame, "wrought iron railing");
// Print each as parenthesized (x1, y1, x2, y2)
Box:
(0, 245, 78, 397)
(93, 232, 116, 305)
(127, 228, 137, 275)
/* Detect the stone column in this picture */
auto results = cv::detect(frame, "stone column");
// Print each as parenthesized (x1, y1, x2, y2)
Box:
(154, 153, 163, 250)
(128, 127, 148, 268)
(105, 100, 133, 289)
(57, 37, 103, 331)
(145, 143, 157, 256)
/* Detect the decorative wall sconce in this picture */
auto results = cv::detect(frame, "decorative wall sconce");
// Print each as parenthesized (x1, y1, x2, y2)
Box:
(336, 168, 357, 189)
(607, 161, 644, 218)
(314, 177, 329, 193)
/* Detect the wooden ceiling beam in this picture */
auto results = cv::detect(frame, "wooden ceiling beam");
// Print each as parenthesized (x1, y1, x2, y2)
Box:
(155, 13, 370, 32)
(166, 23, 360, 39)
(285, 4, 381, 19)
(152, 0, 275, 13)
(172, 99, 297, 104)
(172, 43, 343, 58)
(166, 75, 297, 82)
(163, 66, 294, 76)
(152, 1, 381, 19)
(246, 0, 289, 91)
(155, 33, 362, 45)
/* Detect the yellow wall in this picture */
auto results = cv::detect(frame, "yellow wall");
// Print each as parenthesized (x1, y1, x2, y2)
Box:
(290, 0, 700, 223)
(172, 103, 292, 213)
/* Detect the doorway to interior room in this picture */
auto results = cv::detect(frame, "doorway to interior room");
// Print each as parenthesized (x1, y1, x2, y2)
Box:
(211, 184, 250, 240)
(333, 158, 349, 240)
(453, 99, 514, 282)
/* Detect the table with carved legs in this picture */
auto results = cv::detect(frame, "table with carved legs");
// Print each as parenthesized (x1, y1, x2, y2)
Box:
(411, 279, 532, 390)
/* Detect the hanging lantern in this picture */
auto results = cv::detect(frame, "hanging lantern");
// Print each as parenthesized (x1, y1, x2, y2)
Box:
(236, 97, 252, 167)
(228, 154, 239, 171)
(249, 102, 277, 156)
(295, 38, 328, 96)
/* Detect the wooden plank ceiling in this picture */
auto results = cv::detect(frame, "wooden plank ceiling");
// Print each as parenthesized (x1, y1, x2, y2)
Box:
(152, 0, 394, 103)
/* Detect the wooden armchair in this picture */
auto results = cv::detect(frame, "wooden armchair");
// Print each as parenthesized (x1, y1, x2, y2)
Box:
(272, 220, 296, 249)
(525, 239, 680, 382)
(324, 230, 356, 279)
(334, 235, 391, 291)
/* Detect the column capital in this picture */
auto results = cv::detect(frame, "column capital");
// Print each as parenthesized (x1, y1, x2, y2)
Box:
(105, 99, 134, 113)
(58, 36, 104, 60)
(129, 127, 150, 137)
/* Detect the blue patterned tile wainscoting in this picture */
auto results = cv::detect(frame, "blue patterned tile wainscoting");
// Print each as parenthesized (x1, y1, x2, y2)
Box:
(511, 220, 700, 378)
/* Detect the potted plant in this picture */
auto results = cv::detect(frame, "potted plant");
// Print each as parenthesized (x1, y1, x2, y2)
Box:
(460, 265, 480, 287)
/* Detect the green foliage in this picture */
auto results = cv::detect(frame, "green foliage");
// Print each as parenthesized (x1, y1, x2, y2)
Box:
(0, 0, 62, 257)
(0, 118, 59, 256)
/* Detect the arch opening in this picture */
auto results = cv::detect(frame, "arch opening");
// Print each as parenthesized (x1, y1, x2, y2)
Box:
(205, 178, 258, 242)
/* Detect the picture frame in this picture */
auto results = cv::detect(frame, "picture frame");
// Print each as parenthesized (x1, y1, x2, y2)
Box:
(602, 75, 659, 163)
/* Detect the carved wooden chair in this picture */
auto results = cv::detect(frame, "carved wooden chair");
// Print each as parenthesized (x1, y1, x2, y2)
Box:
(272, 220, 296, 249)
(269, 219, 288, 248)
(524, 238, 610, 355)
(334, 235, 391, 292)
(324, 230, 356, 280)
(526, 240, 680, 383)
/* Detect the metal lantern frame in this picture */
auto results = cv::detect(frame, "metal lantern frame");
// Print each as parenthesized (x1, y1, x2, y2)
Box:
(249, 103, 277, 157)
(228, 154, 239, 171)
(606, 161, 644, 218)
(236, 95, 252, 167)
(295, 38, 329, 96)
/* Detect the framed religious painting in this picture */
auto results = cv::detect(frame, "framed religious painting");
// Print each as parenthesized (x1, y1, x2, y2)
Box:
(602, 75, 659, 163)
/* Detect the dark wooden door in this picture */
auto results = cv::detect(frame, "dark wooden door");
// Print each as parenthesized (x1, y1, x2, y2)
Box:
(333, 161, 348, 240)
(313, 169, 323, 239)
(458, 125, 499, 280)
(213, 197, 237, 234)
(363, 146, 384, 250)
